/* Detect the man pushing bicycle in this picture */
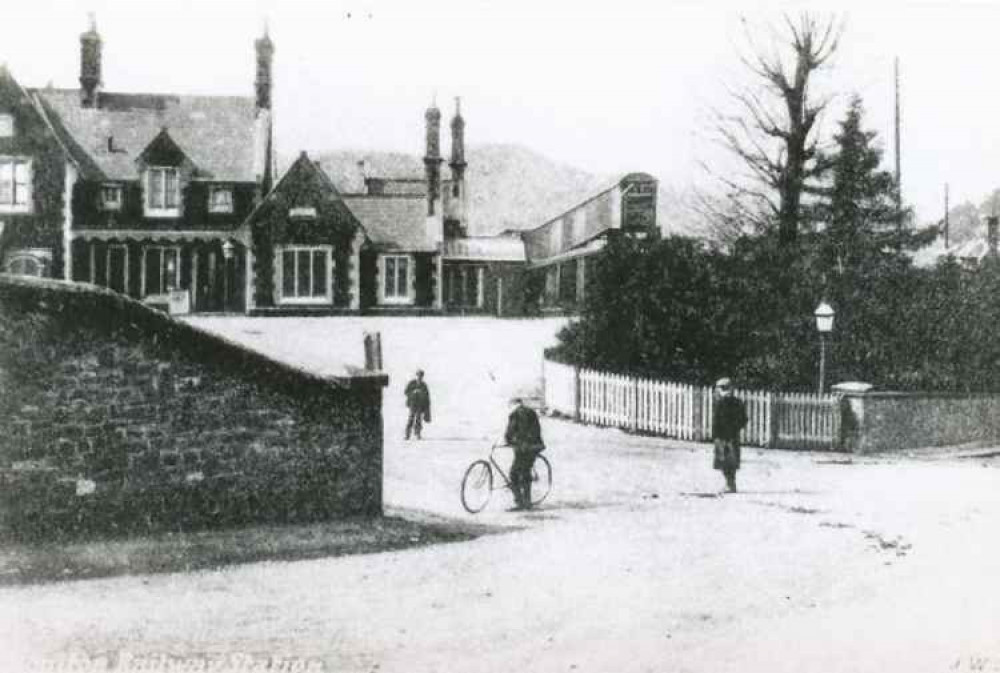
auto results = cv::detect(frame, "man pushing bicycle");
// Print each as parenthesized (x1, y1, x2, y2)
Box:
(504, 396, 546, 510)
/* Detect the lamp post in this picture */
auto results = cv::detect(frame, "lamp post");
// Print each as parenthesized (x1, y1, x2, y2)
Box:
(221, 240, 234, 313)
(814, 300, 835, 395)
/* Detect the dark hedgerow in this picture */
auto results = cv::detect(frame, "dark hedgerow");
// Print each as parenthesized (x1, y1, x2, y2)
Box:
(548, 234, 1000, 393)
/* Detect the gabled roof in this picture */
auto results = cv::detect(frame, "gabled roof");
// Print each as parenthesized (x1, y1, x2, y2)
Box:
(341, 195, 435, 252)
(238, 151, 356, 244)
(33, 88, 267, 182)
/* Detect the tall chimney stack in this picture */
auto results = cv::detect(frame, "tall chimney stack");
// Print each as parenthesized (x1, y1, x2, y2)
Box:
(449, 96, 466, 177)
(79, 13, 102, 108)
(255, 22, 274, 111)
(424, 97, 443, 216)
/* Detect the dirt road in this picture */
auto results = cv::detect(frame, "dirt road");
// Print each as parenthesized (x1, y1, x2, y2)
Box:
(1, 317, 998, 673)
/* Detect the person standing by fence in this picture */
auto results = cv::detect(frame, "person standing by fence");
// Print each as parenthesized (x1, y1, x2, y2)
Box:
(712, 377, 747, 493)
(404, 369, 431, 440)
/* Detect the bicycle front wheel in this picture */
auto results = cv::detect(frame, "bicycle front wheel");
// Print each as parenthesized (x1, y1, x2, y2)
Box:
(461, 460, 493, 514)
(531, 455, 552, 506)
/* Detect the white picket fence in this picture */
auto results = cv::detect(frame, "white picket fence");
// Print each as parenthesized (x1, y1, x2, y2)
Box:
(543, 358, 842, 450)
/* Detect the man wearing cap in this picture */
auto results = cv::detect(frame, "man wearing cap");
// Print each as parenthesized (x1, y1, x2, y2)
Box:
(504, 397, 545, 510)
(712, 377, 747, 493)
(404, 369, 431, 440)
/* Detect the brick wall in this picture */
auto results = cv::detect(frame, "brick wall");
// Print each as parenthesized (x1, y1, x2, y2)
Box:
(0, 275, 387, 536)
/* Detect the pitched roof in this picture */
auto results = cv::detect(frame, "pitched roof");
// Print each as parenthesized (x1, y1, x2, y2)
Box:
(442, 236, 525, 262)
(33, 88, 266, 182)
(341, 195, 435, 252)
(317, 152, 425, 193)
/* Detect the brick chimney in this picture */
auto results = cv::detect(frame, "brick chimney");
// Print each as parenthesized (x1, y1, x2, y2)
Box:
(79, 13, 102, 108)
(423, 97, 443, 216)
(254, 23, 274, 111)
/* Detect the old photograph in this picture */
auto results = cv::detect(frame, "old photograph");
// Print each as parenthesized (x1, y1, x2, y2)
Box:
(1, 0, 999, 671)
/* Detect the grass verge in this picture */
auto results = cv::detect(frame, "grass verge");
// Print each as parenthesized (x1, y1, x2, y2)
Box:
(0, 513, 497, 586)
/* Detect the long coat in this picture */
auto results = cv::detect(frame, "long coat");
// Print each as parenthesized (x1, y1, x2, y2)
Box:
(712, 394, 747, 471)
(405, 379, 431, 420)
(505, 405, 545, 453)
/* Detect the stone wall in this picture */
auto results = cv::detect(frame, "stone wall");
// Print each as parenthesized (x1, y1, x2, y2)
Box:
(841, 392, 1000, 454)
(0, 275, 387, 536)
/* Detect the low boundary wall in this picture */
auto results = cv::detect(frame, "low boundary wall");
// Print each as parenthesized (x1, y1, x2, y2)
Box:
(0, 275, 389, 536)
(841, 392, 1000, 454)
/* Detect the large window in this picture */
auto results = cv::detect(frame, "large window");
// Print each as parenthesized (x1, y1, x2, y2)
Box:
(145, 167, 180, 216)
(143, 246, 181, 296)
(445, 264, 484, 308)
(106, 244, 128, 294)
(0, 158, 31, 213)
(279, 246, 331, 303)
(382, 255, 411, 303)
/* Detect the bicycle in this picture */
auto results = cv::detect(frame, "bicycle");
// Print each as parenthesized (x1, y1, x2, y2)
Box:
(460, 440, 552, 514)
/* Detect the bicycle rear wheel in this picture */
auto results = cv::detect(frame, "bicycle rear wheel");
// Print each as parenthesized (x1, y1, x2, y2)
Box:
(461, 460, 493, 514)
(530, 455, 552, 506)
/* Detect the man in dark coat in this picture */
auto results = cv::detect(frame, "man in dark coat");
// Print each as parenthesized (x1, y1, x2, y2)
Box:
(404, 369, 431, 440)
(712, 377, 747, 493)
(504, 397, 545, 510)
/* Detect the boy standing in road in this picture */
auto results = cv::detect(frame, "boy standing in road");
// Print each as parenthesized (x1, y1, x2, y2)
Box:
(504, 397, 545, 510)
(712, 377, 747, 493)
(404, 369, 431, 440)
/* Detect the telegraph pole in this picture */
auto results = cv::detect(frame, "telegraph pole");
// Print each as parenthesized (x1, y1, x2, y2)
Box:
(894, 57, 903, 234)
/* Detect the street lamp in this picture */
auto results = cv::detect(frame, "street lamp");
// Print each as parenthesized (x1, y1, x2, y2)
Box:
(814, 300, 835, 395)
(221, 240, 234, 313)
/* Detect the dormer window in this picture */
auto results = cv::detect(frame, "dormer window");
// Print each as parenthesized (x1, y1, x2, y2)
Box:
(208, 186, 233, 213)
(0, 114, 13, 138)
(101, 183, 122, 211)
(146, 166, 180, 217)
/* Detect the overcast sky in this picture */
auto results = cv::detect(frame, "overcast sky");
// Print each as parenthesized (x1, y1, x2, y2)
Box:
(4, 0, 999, 226)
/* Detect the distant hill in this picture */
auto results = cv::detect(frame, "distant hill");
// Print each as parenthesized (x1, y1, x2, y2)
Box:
(302, 143, 693, 237)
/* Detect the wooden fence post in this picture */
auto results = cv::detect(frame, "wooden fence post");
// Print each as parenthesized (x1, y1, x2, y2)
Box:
(693, 386, 704, 441)
(573, 366, 581, 422)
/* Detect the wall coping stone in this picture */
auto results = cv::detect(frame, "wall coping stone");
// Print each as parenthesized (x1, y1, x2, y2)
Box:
(0, 274, 388, 389)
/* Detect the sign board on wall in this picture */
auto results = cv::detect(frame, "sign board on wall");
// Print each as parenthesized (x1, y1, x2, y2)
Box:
(622, 181, 657, 232)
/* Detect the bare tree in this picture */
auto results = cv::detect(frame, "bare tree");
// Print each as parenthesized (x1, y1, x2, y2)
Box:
(709, 13, 843, 246)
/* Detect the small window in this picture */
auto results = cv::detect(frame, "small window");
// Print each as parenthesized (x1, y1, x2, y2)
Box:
(145, 167, 180, 216)
(0, 157, 31, 212)
(0, 114, 13, 138)
(3, 248, 51, 277)
(101, 184, 122, 211)
(209, 186, 233, 213)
